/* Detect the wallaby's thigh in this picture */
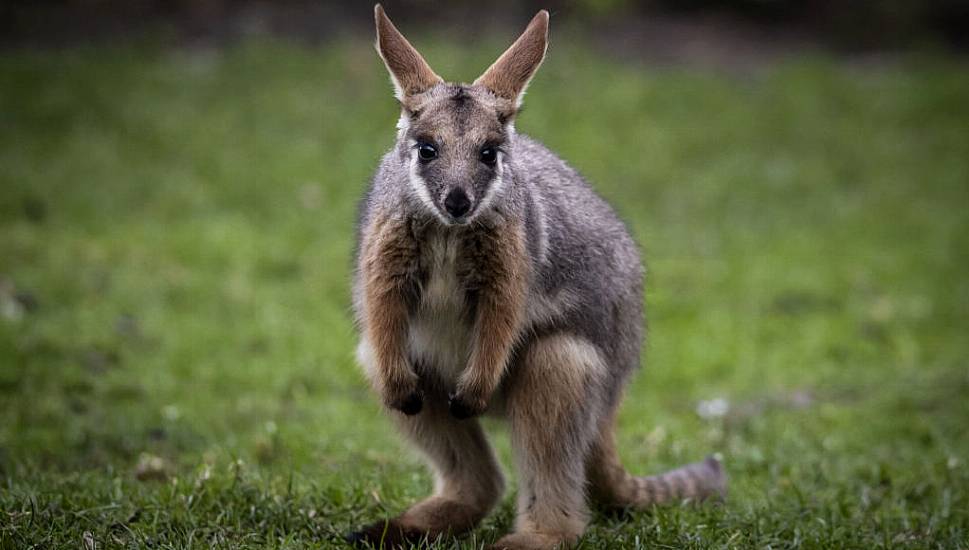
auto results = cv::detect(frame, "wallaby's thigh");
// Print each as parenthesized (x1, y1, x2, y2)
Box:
(493, 333, 608, 550)
(349, 397, 504, 547)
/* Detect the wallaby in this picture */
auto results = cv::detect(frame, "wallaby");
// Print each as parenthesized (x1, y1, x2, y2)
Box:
(349, 5, 726, 549)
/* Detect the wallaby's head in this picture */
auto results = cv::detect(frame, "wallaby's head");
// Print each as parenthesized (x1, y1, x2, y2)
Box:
(374, 4, 548, 225)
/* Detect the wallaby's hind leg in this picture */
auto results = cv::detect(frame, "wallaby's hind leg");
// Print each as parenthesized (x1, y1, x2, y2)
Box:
(348, 396, 504, 548)
(490, 334, 606, 550)
(587, 411, 727, 509)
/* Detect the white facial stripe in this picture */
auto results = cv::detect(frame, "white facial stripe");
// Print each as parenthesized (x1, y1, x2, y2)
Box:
(396, 111, 410, 140)
(470, 153, 505, 221)
(470, 122, 514, 220)
(407, 145, 450, 225)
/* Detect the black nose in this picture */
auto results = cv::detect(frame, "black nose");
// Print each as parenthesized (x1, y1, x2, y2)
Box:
(444, 188, 471, 218)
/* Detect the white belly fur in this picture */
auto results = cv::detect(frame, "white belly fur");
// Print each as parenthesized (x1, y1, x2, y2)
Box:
(407, 231, 472, 386)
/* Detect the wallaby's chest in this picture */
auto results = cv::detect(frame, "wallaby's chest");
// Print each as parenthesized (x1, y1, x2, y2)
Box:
(407, 231, 473, 383)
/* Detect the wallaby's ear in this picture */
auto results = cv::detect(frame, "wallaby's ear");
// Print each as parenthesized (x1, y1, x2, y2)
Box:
(374, 4, 443, 100)
(474, 10, 549, 108)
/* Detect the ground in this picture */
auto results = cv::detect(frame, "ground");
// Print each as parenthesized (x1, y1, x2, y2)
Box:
(1, 36, 968, 548)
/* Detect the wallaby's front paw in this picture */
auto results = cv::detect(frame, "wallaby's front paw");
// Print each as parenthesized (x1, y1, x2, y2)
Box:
(397, 390, 424, 415)
(388, 388, 424, 415)
(448, 392, 487, 419)
(381, 374, 424, 415)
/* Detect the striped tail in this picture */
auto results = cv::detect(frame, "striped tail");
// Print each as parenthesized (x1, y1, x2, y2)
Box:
(587, 429, 727, 507)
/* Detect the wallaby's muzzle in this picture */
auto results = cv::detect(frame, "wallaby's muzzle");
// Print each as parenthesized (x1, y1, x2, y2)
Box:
(444, 188, 472, 219)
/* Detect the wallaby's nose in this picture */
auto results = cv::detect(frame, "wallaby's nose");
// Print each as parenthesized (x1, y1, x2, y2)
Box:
(444, 188, 471, 218)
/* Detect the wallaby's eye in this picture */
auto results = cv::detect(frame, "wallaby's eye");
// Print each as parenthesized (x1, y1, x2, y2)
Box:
(479, 146, 498, 166)
(417, 142, 437, 162)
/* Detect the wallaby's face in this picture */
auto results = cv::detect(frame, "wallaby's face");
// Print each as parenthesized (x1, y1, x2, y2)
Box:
(401, 85, 508, 224)
(374, 4, 548, 224)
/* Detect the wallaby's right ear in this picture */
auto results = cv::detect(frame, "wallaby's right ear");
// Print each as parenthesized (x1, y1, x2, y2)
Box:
(374, 4, 443, 101)
(474, 10, 549, 109)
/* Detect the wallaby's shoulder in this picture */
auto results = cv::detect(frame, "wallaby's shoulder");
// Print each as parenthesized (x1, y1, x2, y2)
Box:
(511, 133, 630, 234)
(509, 134, 570, 174)
(510, 134, 599, 200)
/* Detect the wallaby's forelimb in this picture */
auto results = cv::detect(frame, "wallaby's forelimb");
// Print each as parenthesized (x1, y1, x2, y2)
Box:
(359, 213, 422, 414)
(451, 222, 529, 418)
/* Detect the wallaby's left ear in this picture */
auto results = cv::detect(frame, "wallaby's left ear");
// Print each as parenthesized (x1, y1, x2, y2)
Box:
(374, 4, 443, 100)
(474, 10, 549, 108)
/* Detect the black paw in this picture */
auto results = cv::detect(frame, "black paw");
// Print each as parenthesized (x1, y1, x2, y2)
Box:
(394, 391, 423, 416)
(448, 393, 483, 419)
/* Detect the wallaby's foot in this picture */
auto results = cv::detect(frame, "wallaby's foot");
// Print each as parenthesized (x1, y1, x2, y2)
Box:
(347, 498, 485, 548)
(345, 518, 423, 548)
(488, 531, 577, 550)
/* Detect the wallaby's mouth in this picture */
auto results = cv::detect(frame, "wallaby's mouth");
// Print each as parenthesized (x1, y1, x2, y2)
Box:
(440, 210, 474, 225)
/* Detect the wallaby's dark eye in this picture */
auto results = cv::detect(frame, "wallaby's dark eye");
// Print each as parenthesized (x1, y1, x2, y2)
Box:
(417, 142, 437, 162)
(479, 146, 497, 165)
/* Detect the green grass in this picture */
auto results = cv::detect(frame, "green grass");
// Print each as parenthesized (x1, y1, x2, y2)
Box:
(1, 36, 968, 549)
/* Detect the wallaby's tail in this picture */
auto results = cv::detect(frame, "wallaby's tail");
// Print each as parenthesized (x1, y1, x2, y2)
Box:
(587, 427, 726, 508)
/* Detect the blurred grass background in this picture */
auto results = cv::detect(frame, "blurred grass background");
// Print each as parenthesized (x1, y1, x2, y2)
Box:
(1, 4, 969, 548)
